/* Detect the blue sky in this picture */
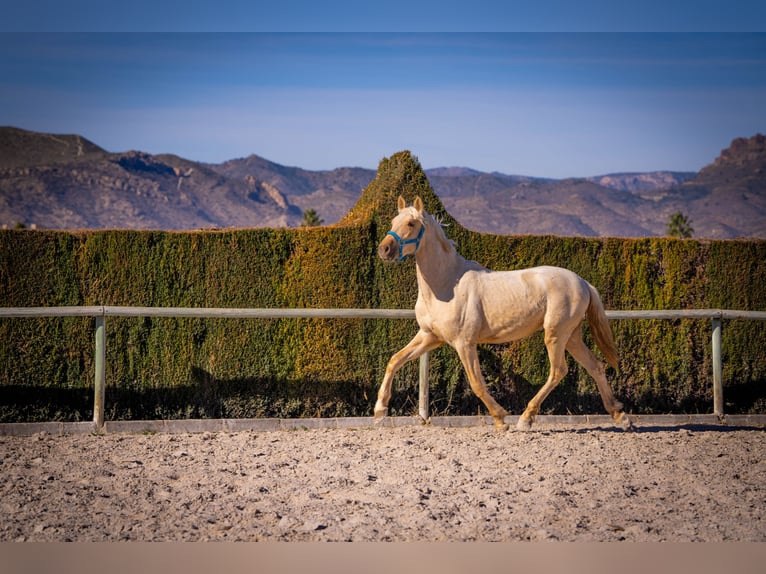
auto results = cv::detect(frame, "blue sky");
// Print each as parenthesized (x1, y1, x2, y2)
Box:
(4, 1, 766, 33)
(2, 18, 765, 177)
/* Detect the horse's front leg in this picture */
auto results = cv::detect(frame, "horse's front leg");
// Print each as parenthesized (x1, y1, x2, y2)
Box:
(375, 329, 442, 421)
(454, 341, 510, 431)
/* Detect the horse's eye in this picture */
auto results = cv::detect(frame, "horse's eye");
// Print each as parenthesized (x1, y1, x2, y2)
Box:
(408, 221, 415, 228)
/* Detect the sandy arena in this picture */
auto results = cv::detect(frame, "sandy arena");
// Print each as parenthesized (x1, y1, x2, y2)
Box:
(1, 422, 764, 542)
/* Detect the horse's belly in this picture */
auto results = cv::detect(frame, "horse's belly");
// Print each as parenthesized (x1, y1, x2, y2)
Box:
(477, 321, 543, 343)
(478, 312, 544, 344)
(416, 297, 544, 344)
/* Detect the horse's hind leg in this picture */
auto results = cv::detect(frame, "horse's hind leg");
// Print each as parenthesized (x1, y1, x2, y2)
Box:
(374, 329, 442, 421)
(517, 332, 569, 431)
(565, 327, 632, 430)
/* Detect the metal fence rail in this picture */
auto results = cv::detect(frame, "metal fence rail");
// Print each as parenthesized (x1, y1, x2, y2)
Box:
(1, 306, 765, 431)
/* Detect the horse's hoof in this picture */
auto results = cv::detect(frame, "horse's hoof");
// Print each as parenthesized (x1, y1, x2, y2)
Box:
(373, 407, 388, 423)
(494, 420, 510, 432)
(615, 412, 634, 431)
(516, 417, 533, 432)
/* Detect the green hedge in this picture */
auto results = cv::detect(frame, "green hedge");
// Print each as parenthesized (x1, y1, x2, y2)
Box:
(1, 151, 765, 421)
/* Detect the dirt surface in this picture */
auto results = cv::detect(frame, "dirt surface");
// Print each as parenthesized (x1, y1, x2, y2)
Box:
(1, 423, 764, 542)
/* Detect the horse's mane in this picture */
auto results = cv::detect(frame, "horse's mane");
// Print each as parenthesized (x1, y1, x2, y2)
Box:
(423, 210, 457, 254)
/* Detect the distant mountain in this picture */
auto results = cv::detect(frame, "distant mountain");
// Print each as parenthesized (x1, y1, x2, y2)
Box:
(635, 134, 766, 238)
(209, 155, 374, 226)
(425, 136, 765, 238)
(0, 128, 300, 229)
(227, 136, 766, 238)
(431, 175, 653, 236)
(426, 167, 488, 178)
(1, 127, 764, 238)
(0, 126, 106, 168)
(587, 172, 695, 192)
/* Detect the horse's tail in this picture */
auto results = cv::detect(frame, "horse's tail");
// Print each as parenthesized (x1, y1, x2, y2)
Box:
(585, 282, 619, 370)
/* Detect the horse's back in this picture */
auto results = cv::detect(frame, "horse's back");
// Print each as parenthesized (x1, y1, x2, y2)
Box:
(515, 265, 591, 313)
(478, 265, 588, 301)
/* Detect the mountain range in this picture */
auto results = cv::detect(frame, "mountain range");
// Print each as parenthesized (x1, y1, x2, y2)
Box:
(1, 126, 765, 238)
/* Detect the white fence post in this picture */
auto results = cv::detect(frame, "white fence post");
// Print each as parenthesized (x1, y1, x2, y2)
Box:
(419, 351, 430, 422)
(712, 316, 723, 417)
(93, 314, 106, 432)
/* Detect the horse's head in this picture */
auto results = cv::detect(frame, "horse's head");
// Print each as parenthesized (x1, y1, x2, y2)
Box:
(378, 196, 426, 262)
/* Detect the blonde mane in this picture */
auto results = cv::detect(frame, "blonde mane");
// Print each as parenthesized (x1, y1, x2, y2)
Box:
(422, 210, 456, 254)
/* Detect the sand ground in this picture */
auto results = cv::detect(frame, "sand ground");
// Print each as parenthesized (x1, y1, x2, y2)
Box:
(1, 422, 764, 542)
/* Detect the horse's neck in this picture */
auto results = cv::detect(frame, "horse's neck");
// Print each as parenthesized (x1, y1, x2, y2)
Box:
(414, 228, 469, 302)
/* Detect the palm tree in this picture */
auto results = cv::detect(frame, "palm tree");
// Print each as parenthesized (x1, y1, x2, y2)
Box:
(301, 209, 324, 227)
(666, 211, 694, 238)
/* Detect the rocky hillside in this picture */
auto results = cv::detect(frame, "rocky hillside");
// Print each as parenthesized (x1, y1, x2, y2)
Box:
(0, 129, 301, 229)
(1, 127, 764, 238)
(0, 127, 106, 168)
(588, 172, 695, 192)
(428, 136, 764, 238)
(210, 154, 373, 226)
(636, 134, 766, 238)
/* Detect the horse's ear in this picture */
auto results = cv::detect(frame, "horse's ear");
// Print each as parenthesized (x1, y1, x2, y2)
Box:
(414, 196, 424, 213)
(397, 196, 406, 211)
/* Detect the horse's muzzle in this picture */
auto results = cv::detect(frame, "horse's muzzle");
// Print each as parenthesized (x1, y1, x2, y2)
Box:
(377, 235, 398, 262)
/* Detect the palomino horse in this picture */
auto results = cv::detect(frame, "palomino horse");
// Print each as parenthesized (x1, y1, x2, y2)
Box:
(375, 196, 632, 431)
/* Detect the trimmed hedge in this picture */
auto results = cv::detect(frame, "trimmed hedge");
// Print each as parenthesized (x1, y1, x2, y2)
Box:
(1, 151, 765, 421)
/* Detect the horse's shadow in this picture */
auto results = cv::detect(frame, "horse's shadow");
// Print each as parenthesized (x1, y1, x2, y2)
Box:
(555, 423, 765, 434)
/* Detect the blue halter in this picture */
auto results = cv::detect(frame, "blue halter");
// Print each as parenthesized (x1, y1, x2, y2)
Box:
(386, 223, 425, 262)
